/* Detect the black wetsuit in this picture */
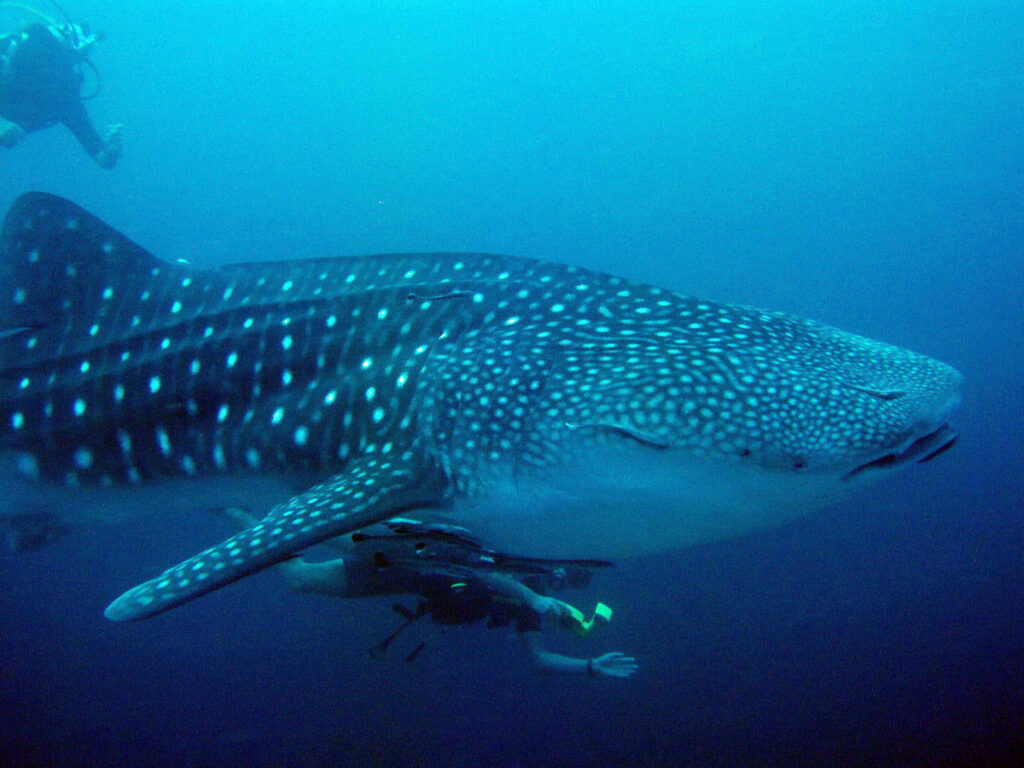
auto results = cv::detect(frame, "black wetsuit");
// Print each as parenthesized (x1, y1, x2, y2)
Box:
(0, 23, 104, 157)
(344, 553, 540, 632)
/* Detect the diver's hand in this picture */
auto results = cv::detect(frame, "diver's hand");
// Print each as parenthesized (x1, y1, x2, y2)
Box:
(0, 119, 25, 148)
(590, 652, 638, 678)
(95, 123, 123, 168)
(531, 595, 575, 621)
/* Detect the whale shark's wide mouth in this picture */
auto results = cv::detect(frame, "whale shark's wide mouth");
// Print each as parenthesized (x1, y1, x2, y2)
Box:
(844, 424, 959, 481)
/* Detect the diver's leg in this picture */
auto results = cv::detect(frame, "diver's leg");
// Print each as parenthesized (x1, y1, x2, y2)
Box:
(275, 556, 349, 596)
(217, 506, 350, 597)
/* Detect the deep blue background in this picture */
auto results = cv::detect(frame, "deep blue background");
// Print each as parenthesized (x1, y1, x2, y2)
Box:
(1, 2, 1022, 766)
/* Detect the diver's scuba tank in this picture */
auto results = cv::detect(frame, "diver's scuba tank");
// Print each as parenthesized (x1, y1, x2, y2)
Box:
(0, 0, 104, 97)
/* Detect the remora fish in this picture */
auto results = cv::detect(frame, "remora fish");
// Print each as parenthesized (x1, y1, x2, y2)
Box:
(0, 193, 961, 621)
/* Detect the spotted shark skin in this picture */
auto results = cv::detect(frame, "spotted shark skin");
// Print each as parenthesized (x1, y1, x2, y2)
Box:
(0, 193, 961, 621)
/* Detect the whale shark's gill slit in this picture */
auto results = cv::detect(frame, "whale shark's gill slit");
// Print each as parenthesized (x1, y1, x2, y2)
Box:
(564, 421, 671, 450)
(406, 290, 474, 302)
(840, 382, 907, 401)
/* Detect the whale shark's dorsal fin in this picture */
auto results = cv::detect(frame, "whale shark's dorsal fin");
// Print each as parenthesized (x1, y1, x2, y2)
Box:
(0, 191, 205, 362)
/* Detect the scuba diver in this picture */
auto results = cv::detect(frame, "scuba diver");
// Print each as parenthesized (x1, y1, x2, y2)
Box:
(221, 508, 639, 679)
(0, 2, 121, 167)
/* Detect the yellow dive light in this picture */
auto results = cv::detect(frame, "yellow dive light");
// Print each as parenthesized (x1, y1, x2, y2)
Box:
(562, 602, 613, 637)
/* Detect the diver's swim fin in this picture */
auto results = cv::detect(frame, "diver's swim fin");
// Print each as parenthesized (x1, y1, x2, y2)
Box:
(1, 512, 73, 552)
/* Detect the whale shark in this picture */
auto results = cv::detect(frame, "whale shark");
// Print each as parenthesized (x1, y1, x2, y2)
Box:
(0, 193, 961, 621)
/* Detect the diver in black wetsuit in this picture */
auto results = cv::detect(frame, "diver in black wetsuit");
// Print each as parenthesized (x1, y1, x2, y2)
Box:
(0, 20, 121, 167)
(220, 508, 639, 678)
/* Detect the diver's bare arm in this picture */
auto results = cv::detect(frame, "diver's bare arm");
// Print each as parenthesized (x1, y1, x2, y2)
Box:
(478, 572, 573, 619)
(522, 634, 639, 678)
(523, 633, 588, 674)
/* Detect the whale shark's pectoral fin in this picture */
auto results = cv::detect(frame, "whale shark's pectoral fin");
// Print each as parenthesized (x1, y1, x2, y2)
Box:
(104, 451, 448, 621)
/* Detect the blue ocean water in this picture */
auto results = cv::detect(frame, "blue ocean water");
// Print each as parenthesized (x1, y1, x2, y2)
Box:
(1, 1, 1021, 766)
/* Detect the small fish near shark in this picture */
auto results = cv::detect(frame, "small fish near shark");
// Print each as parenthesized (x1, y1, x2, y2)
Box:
(0, 192, 961, 622)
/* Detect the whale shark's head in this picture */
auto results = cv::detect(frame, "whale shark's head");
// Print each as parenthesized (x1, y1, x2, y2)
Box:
(633, 307, 964, 479)
(441, 289, 962, 557)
